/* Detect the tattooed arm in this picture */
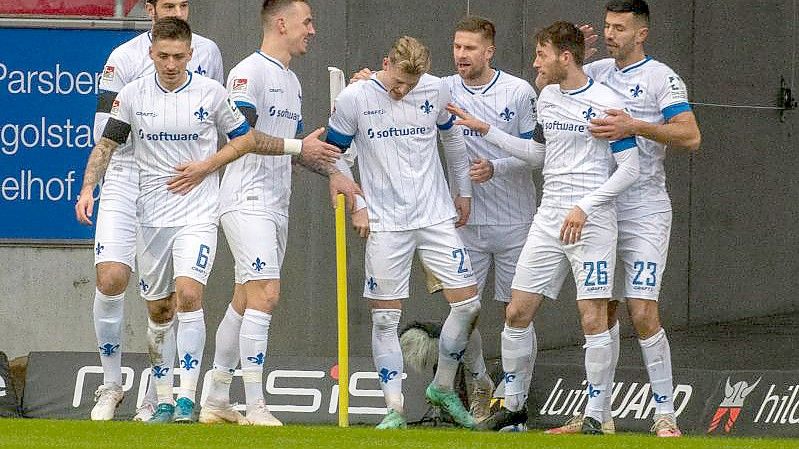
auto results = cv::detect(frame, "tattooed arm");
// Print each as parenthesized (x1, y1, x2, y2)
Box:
(75, 136, 120, 225)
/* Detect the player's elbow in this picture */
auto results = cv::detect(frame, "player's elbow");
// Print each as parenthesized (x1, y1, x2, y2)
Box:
(685, 132, 701, 152)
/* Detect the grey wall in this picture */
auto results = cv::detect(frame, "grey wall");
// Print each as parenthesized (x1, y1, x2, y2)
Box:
(2, 0, 797, 361)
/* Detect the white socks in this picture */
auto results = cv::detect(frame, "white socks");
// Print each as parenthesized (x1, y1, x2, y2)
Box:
(176, 309, 205, 403)
(583, 331, 613, 422)
(240, 309, 272, 406)
(462, 328, 488, 380)
(93, 289, 124, 387)
(148, 318, 176, 405)
(371, 309, 404, 413)
(640, 328, 675, 415)
(205, 304, 243, 406)
(604, 321, 620, 422)
(501, 322, 536, 412)
(434, 296, 481, 390)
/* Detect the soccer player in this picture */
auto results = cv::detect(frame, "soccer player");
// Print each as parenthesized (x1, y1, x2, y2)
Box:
(76, 17, 253, 423)
(326, 36, 480, 430)
(78, 0, 223, 421)
(187, 0, 353, 427)
(442, 16, 538, 422)
(545, 0, 701, 437)
(447, 21, 640, 434)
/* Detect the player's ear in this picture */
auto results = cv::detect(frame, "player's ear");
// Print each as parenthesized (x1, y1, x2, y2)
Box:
(636, 26, 649, 45)
(485, 45, 496, 61)
(145, 1, 155, 20)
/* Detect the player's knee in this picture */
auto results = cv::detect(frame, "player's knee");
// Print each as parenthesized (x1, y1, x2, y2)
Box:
(175, 287, 203, 312)
(96, 270, 128, 296)
(505, 301, 533, 328)
(628, 302, 660, 337)
(148, 301, 174, 323)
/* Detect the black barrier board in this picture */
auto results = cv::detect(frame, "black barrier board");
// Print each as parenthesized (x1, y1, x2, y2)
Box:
(22, 352, 433, 423)
(522, 363, 720, 434)
(0, 352, 19, 417)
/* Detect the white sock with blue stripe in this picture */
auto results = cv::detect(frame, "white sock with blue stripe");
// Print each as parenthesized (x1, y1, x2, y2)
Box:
(583, 331, 612, 423)
(372, 309, 404, 414)
(240, 309, 271, 406)
(434, 296, 480, 390)
(147, 318, 176, 406)
(93, 289, 124, 387)
(176, 309, 205, 403)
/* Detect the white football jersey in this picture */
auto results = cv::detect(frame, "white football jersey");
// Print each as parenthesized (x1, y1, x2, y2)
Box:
(110, 72, 249, 227)
(327, 73, 465, 232)
(584, 57, 691, 220)
(95, 31, 224, 178)
(536, 79, 637, 211)
(443, 69, 537, 225)
(218, 51, 303, 216)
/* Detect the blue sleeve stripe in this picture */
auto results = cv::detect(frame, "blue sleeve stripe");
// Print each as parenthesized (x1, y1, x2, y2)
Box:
(234, 100, 256, 111)
(610, 136, 637, 153)
(227, 121, 250, 140)
(326, 126, 354, 150)
(519, 130, 534, 140)
(662, 102, 691, 121)
(295, 119, 304, 137)
(437, 114, 456, 130)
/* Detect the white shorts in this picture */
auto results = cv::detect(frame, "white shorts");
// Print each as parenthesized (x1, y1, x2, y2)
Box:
(617, 211, 672, 301)
(136, 223, 218, 301)
(93, 172, 138, 270)
(512, 206, 618, 300)
(221, 210, 288, 284)
(364, 220, 477, 300)
(458, 222, 531, 302)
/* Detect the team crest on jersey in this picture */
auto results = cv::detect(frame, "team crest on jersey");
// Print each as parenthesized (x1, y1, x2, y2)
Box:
(232, 78, 248, 93)
(500, 107, 515, 122)
(420, 100, 434, 114)
(102, 65, 115, 82)
(194, 106, 209, 122)
(110, 99, 120, 116)
(630, 84, 644, 98)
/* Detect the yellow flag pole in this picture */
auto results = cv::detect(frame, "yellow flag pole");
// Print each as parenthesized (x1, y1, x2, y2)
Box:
(335, 193, 349, 427)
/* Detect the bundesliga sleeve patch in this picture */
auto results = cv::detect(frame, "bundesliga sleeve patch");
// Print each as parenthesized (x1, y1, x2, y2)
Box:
(110, 99, 121, 116)
(102, 65, 115, 82)
(232, 78, 248, 94)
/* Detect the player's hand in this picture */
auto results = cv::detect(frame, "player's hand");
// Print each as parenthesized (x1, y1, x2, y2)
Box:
(75, 186, 96, 226)
(446, 103, 490, 135)
(352, 207, 370, 238)
(580, 24, 599, 61)
(560, 205, 587, 244)
(589, 109, 636, 141)
(167, 160, 213, 195)
(329, 172, 364, 213)
(300, 127, 341, 165)
(349, 67, 373, 83)
(469, 158, 494, 183)
(454, 196, 471, 228)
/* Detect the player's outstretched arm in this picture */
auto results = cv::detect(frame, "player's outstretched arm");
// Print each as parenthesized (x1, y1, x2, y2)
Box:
(447, 103, 546, 168)
(75, 137, 120, 225)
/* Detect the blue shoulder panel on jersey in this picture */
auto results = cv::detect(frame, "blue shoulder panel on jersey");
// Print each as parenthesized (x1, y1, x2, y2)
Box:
(234, 100, 256, 111)
(662, 102, 692, 121)
(326, 126, 354, 150)
(227, 121, 250, 140)
(437, 114, 456, 130)
(519, 130, 534, 140)
(296, 119, 304, 137)
(610, 136, 637, 153)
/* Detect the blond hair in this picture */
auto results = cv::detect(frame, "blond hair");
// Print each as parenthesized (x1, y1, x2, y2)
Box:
(388, 36, 431, 75)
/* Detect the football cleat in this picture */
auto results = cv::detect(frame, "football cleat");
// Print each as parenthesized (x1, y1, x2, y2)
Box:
(468, 375, 495, 423)
(581, 416, 604, 435)
(651, 414, 682, 437)
(545, 415, 616, 434)
(246, 399, 283, 426)
(475, 406, 528, 431)
(199, 403, 249, 424)
(172, 397, 195, 423)
(425, 383, 475, 429)
(376, 409, 407, 429)
(147, 403, 175, 423)
(90, 384, 124, 421)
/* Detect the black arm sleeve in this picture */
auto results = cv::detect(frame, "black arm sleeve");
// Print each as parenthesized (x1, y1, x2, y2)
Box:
(238, 106, 258, 127)
(102, 117, 132, 145)
(96, 90, 118, 113)
(532, 122, 546, 144)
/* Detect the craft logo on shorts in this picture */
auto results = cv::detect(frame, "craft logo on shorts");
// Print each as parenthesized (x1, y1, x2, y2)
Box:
(232, 78, 248, 93)
(102, 65, 115, 82)
(110, 99, 120, 116)
(706, 376, 761, 434)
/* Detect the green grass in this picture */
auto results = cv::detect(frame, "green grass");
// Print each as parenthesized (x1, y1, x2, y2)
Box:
(0, 419, 793, 449)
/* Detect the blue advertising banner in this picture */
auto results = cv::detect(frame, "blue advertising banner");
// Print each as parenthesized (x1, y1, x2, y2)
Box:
(0, 27, 141, 241)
